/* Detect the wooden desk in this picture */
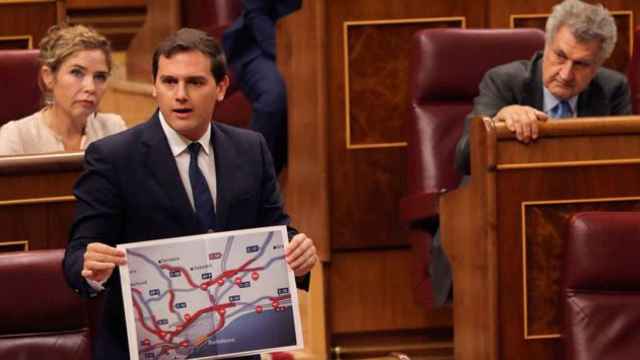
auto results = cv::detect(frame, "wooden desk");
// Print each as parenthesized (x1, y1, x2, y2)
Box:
(440, 116, 640, 360)
(0, 152, 83, 251)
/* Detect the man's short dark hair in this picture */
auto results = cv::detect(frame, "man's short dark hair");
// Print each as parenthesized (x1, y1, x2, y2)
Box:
(152, 28, 228, 83)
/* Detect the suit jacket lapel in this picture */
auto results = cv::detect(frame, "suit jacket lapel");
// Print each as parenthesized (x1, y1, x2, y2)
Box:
(577, 79, 608, 117)
(524, 52, 545, 110)
(141, 112, 200, 232)
(211, 123, 238, 230)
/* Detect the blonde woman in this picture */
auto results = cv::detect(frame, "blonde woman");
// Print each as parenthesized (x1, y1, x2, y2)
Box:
(0, 25, 126, 155)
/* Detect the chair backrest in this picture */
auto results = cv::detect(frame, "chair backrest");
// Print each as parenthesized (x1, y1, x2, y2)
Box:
(564, 212, 640, 360)
(627, 26, 640, 114)
(0, 49, 42, 126)
(406, 28, 545, 197)
(0, 249, 92, 360)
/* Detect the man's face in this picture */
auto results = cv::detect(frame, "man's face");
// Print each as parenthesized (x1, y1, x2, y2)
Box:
(542, 25, 601, 100)
(153, 50, 228, 140)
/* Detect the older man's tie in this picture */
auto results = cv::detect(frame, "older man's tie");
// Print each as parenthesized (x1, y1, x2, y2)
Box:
(188, 142, 216, 231)
(551, 100, 573, 118)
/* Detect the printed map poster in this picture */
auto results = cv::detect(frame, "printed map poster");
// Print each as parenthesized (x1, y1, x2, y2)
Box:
(118, 225, 303, 360)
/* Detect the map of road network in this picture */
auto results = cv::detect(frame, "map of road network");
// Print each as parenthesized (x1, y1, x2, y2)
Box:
(118, 226, 303, 360)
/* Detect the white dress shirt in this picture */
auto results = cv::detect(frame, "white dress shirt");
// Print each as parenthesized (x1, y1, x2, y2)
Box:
(158, 112, 217, 211)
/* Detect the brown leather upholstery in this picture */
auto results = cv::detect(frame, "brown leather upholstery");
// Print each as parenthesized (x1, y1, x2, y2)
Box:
(0, 49, 41, 126)
(0, 249, 92, 359)
(182, 0, 252, 128)
(564, 212, 640, 360)
(628, 26, 640, 114)
(400, 28, 545, 307)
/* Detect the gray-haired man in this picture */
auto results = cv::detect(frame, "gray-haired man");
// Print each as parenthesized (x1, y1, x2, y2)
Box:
(455, 0, 631, 175)
(432, 0, 631, 307)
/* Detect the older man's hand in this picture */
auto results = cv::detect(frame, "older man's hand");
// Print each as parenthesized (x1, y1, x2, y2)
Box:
(494, 105, 548, 143)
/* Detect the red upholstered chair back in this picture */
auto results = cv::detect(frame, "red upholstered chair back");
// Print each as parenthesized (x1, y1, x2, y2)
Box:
(401, 28, 545, 308)
(406, 28, 545, 198)
(0, 49, 42, 126)
(0, 249, 92, 360)
(564, 212, 640, 360)
(628, 26, 640, 114)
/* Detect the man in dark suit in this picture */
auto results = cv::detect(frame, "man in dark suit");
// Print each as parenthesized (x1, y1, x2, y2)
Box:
(63, 28, 317, 360)
(431, 0, 631, 306)
(222, 0, 302, 174)
(455, 0, 630, 175)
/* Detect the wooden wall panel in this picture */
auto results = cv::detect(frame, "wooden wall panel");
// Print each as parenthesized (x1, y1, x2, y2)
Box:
(0, 154, 83, 252)
(523, 199, 640, 338)
(66, 0, 145, 9)
(495, 165, 640, 360)
(345, 18, 464, 148)
(0, 0, 61, 49)
(490, 0, 640, 29)
(330, 249, 451, 333)
(327, 0, 484, 252)
(66, 0, 146, 51)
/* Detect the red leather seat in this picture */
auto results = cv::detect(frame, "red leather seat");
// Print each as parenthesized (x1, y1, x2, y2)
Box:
(0, 49, 41, 126)
(564, 212, 640, 360)
(0, 249, 92, 360)
(401, 28, 545, 307)
(627, 26, 640, 114)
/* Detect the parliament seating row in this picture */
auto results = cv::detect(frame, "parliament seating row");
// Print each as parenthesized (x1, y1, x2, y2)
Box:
(401, 25, 640, 309)
(0, 249, 98, 360)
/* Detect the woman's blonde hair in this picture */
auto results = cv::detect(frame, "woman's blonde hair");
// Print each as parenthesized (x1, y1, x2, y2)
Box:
(38, 24, 112, 97)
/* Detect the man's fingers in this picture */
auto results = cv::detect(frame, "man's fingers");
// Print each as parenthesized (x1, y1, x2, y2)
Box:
(85, 252, 126, 265)
(85, 242, 127, 265)
(535, 109, 549, 121)
(81, 269, 94, 278)
(84, 260, 116, 271)
(285, 234, 309, 259)
(87, 242, 126, 257)
(290, 253, 317, 277)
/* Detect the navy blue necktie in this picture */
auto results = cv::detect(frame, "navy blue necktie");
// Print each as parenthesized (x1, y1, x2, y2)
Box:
(188, 142, 216, 231)
(551, 100, 573, 118)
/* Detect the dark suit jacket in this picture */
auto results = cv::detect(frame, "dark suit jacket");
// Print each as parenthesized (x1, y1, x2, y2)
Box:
(63, 113, 308, 360)
(222, 0, 302, 65)
(455, 51, 632, 175)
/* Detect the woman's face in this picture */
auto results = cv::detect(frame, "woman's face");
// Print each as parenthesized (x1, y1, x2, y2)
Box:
(42, 49, 110, 121)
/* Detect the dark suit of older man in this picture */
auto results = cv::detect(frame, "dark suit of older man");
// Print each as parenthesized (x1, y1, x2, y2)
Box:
(455, 51, 631, 175)
(427, 51, 631, 307)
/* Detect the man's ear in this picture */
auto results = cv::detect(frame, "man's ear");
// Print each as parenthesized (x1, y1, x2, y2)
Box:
(216, 75, 230, 101)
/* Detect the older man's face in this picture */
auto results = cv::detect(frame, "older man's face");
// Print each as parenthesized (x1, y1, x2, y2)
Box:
(542, 25, 602, 100)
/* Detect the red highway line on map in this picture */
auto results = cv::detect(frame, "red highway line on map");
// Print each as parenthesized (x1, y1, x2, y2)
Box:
(132, 289, 166, 341)
(137, 254, 273, 349)
(202, 259, 263, 288)
(160, 264, 200, 288)
(160, 261, 264, 290)
(167, 289, 179, 316)
(269, 295, 292, 302)
(167, 302, 236, 342)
